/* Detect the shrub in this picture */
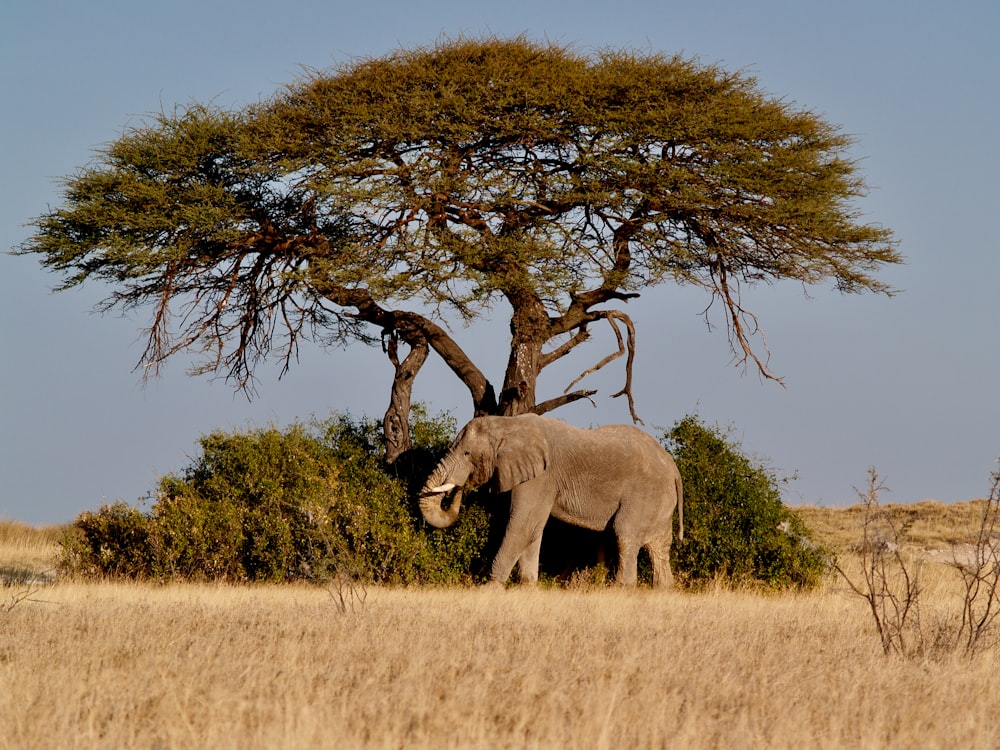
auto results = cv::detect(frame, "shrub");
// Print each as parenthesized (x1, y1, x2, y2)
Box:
(59, 409, 493, 584)
(60, 410, 826, 589)
(316, 408, 494, 584)
(663, 415, 828, 589)
(834, 465, 1000, 658)
(60, 501, 157, 578)
(151, 424, 333, 581)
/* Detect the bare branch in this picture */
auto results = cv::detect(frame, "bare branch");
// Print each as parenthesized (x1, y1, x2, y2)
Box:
(539, 327, 590, 369)
(563, 315, 626, 393)
(534, 389, 598, 415)
(608, 312, 643, 425)
(314, 281, 498, 416)
(383, 330, 430, 464)
(561, 310, 643, 425)
(710, 256, 785, 387)
(952, 464, 1000, 655)
(832, 469, 923, 656)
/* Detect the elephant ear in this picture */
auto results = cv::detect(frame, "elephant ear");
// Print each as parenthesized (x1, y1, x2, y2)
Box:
(494, 421, 549, 492)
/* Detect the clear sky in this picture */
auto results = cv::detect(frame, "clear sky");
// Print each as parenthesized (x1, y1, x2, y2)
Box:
(2, 0, 998, 525)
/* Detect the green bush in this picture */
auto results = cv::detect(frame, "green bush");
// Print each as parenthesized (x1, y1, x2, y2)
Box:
(151, 424, 332, 581)
(315, 408, 495, 584)
(59, 409, 493, 584)
(60, 409, 825, 589)
(663, 415, 828, 589)
(60, 501, 157, 578)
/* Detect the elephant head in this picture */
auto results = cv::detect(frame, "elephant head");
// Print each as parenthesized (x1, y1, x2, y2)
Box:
(418, 416, 548, 528)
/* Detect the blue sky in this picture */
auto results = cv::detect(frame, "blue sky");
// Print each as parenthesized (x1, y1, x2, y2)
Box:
(2, 0, 998, 524)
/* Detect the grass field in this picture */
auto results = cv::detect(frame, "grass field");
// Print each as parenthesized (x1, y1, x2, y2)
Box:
(2, 503, 998, 749)
(0, 520, 63, 584)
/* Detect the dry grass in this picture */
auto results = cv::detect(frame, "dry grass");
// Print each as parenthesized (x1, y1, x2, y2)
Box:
(0, 519, 63, 582)
(3, 582, 1000, 749)
(792, 499, 990, 554)
(3, 505, 999, 749)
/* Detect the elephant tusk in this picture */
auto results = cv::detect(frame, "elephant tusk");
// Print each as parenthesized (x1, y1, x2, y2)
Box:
(427, 483, 456, 494)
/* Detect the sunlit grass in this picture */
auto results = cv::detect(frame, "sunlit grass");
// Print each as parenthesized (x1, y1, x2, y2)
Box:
(792, 499, 989, 553)
(0, 520, 63, 583)
(2, 502, 1000, 748)
(1, 581, 998, 748)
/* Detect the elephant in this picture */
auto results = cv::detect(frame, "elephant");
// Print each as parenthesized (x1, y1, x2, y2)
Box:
(418, 413, 683, 587)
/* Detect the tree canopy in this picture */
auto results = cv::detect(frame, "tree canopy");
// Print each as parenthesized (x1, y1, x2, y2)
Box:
(20, 37, 900, 459)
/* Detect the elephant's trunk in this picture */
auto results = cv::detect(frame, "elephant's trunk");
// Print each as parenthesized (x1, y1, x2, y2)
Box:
(419, 457, 468, 528)
(419, 446, 472, 529)
(419, 485, 464, 529)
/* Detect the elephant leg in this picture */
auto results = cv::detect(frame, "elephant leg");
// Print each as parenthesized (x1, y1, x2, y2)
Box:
(489, 486, 553, 586)
(488, 536, 520, 585)
(490, 516, 547, 585)
(516, 532, 544, 585)
(645, 529, 674, 589)
(614, 534, 640, 586)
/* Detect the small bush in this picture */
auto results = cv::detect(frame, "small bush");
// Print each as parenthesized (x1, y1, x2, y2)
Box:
(663, 415, 828, 589)
(316, 408, 494, 584)
(60, 501, 157, 578)
(59, 409, 492, 584)
(151, 424, 332, 581)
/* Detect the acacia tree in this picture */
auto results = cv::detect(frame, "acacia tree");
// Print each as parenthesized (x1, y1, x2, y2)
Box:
(20, 38, 899, 461)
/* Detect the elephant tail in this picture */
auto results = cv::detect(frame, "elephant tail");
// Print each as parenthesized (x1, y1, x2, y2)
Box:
(675, 474, 684, 542)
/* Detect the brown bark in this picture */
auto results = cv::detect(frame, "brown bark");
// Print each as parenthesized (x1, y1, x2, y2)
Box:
(314, 282, 498, 416)
(382, 331, 429, 464)
(498, 294, 550, 416)
(315, 253, 647, 444)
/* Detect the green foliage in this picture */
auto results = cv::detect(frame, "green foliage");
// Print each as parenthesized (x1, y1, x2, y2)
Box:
(61, 501, 157, 578)
(60, 410, 492, 584)
(664, 415, 828, 589)
(19, 37, 899, 406)
(61, 409, 830, 589)
(406, 403, 458, 462)
(151, 424, 331, 581)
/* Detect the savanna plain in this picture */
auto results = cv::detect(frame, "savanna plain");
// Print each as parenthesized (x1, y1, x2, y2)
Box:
(2, 507, 999, 750)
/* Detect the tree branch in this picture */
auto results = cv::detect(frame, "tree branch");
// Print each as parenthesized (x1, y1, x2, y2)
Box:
(383, 330, 429, 464)
(554, 288, 640, 337)
(534, 389, 598, 415)
(539, 326, 590, 369)
(607, 311, 643, 425)
(710, 256, 785, 387)
(314, 281, 499, 415)
(560, 310, 643, 424)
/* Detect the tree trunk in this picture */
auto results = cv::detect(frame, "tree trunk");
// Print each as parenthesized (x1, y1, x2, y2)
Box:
(383, 332, 428, 464)
(498, 296, 550, 416)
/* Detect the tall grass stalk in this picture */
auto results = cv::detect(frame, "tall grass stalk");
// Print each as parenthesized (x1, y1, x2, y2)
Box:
(0, 520, 62, 583)
(2, 581, 999, 749)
